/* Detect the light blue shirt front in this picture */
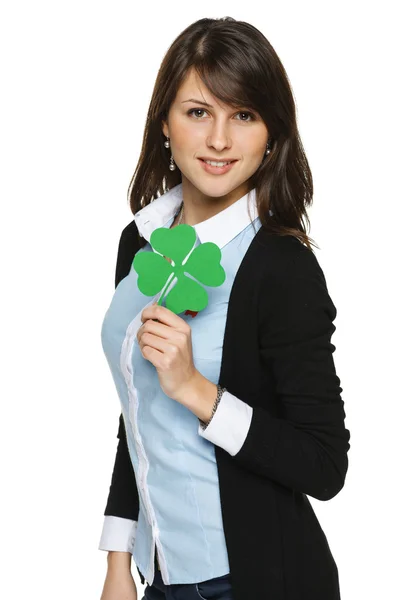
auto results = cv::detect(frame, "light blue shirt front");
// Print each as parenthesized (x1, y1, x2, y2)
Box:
(99, 183, 263, 585)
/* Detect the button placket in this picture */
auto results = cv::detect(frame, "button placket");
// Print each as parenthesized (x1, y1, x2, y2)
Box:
(121, 292, 168, 584)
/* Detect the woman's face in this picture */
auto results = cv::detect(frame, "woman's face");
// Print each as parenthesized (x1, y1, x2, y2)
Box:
(162, 68, 269, 201)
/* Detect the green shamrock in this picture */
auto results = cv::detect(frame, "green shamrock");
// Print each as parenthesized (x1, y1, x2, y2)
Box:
(132, 224, 226, 314)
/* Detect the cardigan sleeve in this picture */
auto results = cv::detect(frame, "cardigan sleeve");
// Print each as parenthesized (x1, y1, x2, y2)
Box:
(98, 414, 140, 552)
(199, 244, 351, 502)
(99, 223, 141, 552)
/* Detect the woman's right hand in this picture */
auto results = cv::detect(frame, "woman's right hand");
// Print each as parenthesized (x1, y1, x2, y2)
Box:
(100, 568, 138, 600)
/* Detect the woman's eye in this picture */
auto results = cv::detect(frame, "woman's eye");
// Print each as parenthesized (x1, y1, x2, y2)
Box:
(188, 108, 207, 119)
(187, 109, 254, 122)
(237, 112, 254, 122)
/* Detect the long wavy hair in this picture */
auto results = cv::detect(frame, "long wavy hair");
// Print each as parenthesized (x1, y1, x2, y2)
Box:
(127, 16, 318, 251)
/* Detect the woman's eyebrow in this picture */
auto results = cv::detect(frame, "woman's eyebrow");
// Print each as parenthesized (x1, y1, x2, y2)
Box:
(181, 98, 213, 107)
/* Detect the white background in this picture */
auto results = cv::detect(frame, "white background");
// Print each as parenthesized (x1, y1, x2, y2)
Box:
(1, 1, 398, 598)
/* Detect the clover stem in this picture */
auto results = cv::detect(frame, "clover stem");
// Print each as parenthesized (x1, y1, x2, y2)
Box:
(157, 273, 176, 306)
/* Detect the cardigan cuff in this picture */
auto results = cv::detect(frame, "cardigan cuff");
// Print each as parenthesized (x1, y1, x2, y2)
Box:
(198, 390, 253, 456)
(98, 516, 137, 552)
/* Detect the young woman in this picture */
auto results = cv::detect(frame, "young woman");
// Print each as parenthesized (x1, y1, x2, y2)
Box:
(98, 16, 351, 600)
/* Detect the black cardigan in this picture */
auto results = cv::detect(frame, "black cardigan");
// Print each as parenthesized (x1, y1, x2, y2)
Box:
(103, 218, 351, 600)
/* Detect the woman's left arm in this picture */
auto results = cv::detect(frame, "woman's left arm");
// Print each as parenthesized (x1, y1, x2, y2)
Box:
(198, 245, 351, 502)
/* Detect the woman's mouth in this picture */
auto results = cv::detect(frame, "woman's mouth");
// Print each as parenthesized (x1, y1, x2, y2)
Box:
(198, 158, 238, 175)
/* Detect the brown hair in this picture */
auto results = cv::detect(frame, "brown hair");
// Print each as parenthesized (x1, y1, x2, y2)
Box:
(127, 16, 318, 251)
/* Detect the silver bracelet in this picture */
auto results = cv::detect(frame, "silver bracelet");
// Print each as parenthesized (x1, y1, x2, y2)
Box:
(199, 384, 226, 430)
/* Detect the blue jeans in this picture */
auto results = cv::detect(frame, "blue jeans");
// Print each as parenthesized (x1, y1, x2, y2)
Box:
(140, 552, 233, 600)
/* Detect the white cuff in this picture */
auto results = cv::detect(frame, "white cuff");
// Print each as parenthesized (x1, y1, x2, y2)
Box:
(198, 391, 253, 456)
(98, 516, 138, 552)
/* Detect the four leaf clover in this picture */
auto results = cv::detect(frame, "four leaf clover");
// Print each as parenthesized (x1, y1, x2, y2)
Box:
(133, 224, 226, 315)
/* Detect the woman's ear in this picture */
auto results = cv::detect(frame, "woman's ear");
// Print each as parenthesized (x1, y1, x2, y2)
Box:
(162, 120, 169, 138)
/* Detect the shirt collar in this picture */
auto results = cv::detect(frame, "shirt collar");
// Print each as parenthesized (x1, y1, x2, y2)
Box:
(133, 183, 260, 249)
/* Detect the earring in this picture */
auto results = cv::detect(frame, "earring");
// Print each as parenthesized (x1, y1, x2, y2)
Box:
(164, 136, 176, 170)
(264, 142, 272, 158)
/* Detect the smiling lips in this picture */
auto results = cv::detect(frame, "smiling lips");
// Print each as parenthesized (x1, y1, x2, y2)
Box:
(199, 157, 237, 163)
(198, 158, 238, 174)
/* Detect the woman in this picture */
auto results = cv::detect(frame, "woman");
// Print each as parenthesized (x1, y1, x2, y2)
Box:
(99, 16, 351, 600)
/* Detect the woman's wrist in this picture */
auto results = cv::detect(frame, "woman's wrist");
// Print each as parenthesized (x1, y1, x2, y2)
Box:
(107, 551, 132, 571)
